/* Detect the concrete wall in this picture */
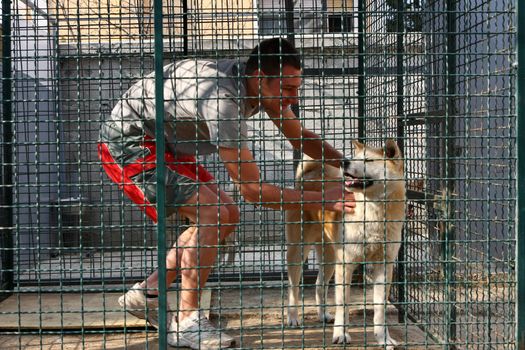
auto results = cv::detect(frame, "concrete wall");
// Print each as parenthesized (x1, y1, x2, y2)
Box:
(8, 7, 62, 266)
(56, 39, 360, 250)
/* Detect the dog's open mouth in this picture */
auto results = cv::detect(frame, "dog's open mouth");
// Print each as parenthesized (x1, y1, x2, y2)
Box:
(344, 173, 374, 190)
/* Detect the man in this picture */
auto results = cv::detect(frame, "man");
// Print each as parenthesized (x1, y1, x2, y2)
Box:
(98, 37, 355, 349)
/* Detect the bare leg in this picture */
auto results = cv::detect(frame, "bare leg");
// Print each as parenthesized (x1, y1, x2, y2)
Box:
(140, 226, 197, 294)
(138, 184, 239, 322)
(171, 185, 239, 321)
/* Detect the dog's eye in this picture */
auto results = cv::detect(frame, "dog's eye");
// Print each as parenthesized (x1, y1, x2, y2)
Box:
(364, 159, 375, 163)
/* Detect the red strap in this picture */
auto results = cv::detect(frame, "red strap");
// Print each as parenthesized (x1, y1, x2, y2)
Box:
(98, 143, 159, 222)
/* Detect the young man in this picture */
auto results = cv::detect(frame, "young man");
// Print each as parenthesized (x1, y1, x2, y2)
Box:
(98, 37, 355, 349)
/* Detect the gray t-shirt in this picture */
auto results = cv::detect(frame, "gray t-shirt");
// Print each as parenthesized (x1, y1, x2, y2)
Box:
(100, 59, 259, 162)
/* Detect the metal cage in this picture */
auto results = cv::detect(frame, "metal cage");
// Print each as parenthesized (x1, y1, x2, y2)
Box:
(0, 0, 522, 348)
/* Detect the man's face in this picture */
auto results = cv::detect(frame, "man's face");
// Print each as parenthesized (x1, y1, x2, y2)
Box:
(259, 65, 302, 114)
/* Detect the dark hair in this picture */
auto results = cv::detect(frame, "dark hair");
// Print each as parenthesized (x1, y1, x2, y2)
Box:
(245, 37, 301, 76)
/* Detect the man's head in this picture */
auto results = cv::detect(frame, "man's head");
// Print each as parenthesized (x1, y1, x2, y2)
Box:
(245, 37, 301, 76)
(245, 37, 302, 113)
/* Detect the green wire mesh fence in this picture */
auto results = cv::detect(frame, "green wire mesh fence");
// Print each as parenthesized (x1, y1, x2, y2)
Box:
(0, 0, 520, 348)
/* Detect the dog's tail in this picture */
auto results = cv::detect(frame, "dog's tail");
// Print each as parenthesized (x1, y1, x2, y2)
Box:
(294, 154, 316, 181)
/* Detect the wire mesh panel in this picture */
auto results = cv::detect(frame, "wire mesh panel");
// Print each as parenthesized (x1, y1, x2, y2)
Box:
(369, 0, 517, 347)
(0, 0, 520, 349)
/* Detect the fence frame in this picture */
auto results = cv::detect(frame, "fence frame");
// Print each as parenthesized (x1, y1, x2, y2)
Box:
(516, 0, 525, 346)
(153, 0, 169, 345)
(1, 0, 14, 302)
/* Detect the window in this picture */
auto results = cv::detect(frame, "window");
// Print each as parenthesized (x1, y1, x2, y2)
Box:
(328, 13, 354, 32)
(257, 0, 355, 34)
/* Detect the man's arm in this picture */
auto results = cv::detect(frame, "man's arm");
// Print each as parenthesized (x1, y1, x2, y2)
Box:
(218, 146, 354, 212)
(266, 108, 343, 168)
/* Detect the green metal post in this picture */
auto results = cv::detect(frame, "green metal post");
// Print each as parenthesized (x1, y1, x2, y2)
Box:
(1, 0, 14, 299)
(357, 0, 365, 141)
(516, 0, 525, 346)
(395, 0, 406, 323)
(153, 0, 168, 347)
(285, 0, 294, 40)
(285, 0, 302, 169)
(182, 0, 188, 55)
(445, 0, 457, 347)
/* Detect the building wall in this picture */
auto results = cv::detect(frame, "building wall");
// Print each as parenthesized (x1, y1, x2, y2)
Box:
(8, 7, 61, 265)
(56, 39, 359, 248)
(48, 0, 255, 43)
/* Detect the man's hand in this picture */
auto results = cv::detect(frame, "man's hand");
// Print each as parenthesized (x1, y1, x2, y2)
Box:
(324, 187, 356, 214)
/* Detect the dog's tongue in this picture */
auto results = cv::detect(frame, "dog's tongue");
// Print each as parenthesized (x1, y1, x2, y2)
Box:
(345, 179, 356, 187)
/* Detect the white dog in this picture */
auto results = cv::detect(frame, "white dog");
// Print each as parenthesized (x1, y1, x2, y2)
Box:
(286, 140, 406, 349)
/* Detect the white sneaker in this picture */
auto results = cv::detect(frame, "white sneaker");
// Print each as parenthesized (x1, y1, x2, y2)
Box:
(167, 311, 235, 349)
(118, 282, 172, 329)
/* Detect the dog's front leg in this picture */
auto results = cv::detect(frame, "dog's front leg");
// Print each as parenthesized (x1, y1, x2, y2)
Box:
(332, 247, 354, 344)
(315, 244, 335, 323)
(287, 243, 305, 327)
(372, 262, 398, 350)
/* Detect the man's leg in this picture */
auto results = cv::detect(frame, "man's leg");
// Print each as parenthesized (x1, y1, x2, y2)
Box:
(165, 184, 239, 349)
(139, 225, 196, 295)
(139, 184, 239, 300)
(175, 184, 239, 321)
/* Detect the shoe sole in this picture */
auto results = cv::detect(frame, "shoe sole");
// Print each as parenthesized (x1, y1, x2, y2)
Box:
(168, 331, 235, 350)
(168, 338, 235, 349)
(118, 294, 159, 329)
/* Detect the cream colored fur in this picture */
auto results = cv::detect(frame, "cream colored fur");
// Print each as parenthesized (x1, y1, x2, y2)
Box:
(285, 140, 406, 349)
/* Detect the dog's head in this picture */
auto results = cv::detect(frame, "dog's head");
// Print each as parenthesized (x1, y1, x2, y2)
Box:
(342, 139, 404, 197)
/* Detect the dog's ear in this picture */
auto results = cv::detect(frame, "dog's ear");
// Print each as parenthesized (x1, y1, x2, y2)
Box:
(352, 140, 364, 150)
(384, 139, 401, 159)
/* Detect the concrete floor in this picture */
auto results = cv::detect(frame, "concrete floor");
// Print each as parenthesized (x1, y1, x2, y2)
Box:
(0, 283, 438, 349)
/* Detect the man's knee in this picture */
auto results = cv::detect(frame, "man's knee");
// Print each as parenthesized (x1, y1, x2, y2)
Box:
(222, 205, 241, 238)
(227, 205, 240, 227)
(219, 205, 239, 238)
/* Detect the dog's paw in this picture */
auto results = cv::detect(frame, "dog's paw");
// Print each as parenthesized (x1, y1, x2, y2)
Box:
(287, 316, 301, 327)
(332, 330, 351, 344)
(318, 312, 334, 324)
(376, 334, 399, 350)
(385, 337, 399, 350)
(287, 308, 301, 327)
(375, 330, 399, 350)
